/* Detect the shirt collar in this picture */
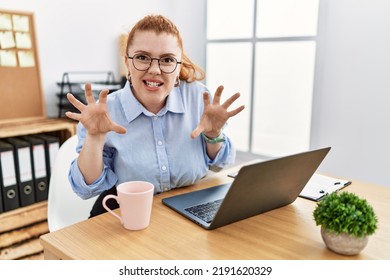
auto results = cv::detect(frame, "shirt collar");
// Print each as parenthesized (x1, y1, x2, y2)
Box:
(120, 82, 185, 123)
(166, 86, 185, 114)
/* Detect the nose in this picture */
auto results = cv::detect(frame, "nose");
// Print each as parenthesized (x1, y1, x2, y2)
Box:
(148, 58, 161, 74)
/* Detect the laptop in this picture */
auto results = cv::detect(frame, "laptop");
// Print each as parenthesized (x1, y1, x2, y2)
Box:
(162, 147, 331, 230)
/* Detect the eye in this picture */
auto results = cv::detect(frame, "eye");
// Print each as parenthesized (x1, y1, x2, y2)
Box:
(160, 56, 176, 64)
(134, 54, 151, 62)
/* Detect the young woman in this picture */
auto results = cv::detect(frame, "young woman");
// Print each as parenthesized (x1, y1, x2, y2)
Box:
(66, 14, 244, 216)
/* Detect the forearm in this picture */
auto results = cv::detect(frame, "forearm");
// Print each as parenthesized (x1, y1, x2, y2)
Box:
(204, 130, 224, 160)
(205, 142, 223, 159)
(203, 131, 236, 170)
(77, 133, 106, 184)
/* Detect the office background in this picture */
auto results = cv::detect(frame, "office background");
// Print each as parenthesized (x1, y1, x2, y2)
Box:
(1, 0, 389, 187)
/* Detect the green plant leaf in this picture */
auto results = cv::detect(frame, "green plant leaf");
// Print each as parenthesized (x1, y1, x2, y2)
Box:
(313, 192, 378, 237)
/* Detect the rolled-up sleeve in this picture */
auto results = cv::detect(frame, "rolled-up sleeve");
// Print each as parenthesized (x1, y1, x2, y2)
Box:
(68, 127, 119, 199)
(68, 157, 118, 199)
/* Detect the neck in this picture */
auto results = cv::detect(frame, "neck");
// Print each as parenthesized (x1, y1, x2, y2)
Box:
(145, 101, 165, 114)
(131, 87, 167, 114)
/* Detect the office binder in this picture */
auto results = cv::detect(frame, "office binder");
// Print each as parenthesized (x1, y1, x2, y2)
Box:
(35, 134, 60, 181)
(0, 140, 20, 212)
(5, 138, 35, 207)
(20, 135, 49, 202)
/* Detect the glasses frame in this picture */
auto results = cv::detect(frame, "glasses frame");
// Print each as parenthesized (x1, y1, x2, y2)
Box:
(127, 54, 182, 74)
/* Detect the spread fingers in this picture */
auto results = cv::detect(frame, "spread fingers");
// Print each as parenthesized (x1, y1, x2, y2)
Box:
(66, 93, 85, 112)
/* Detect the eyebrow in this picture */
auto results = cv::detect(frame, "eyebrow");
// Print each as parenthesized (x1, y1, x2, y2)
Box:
(133, 50, 179, 57)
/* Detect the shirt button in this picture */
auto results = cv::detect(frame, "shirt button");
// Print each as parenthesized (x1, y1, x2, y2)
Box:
(157, 140, 163, 146)
(161, 165, 167, 171)
(163, 187, 169, 192)
(153, 116, 158, 121)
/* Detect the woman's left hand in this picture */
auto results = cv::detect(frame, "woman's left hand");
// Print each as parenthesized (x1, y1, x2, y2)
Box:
(191, 85, 245, 139)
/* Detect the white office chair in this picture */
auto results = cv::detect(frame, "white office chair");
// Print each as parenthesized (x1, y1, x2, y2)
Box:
(47, 134, 97, 232)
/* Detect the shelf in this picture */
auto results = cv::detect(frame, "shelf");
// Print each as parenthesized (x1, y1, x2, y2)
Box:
(0, 201, 48, 260)
(0, 118, 77, 259)
(56, 71, 122, 118)
(0, 201, 48, 233)
(0, 118, 76, 144)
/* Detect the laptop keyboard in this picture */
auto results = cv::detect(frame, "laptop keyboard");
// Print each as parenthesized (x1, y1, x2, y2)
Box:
(184, 199, 223, 223)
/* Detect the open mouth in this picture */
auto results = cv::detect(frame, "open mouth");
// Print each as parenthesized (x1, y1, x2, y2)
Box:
(144, 80, 163, 88)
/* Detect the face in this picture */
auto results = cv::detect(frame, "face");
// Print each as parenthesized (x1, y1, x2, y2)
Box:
(125, 31, 182, 113)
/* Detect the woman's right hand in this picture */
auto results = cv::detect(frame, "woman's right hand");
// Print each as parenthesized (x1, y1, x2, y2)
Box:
(65, 83, 126, 135)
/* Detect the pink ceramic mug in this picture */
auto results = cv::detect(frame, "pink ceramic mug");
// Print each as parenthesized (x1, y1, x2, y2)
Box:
(102, 181, 154, 230)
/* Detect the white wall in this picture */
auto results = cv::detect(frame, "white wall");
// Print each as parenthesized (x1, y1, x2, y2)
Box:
(311, 0, 390, 186)
(3, 0, 389, 187)
(0, 0, 206, 117)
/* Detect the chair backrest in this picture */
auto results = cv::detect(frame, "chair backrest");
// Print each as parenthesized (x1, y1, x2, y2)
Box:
(47, 135, 97, 232)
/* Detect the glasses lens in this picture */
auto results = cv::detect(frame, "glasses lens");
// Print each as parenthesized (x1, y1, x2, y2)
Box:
(132, 54, 151, 71)
(159, 56, 178, 73)
(131, 54, 179, 73)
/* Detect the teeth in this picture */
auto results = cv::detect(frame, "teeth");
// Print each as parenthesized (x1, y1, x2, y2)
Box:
(146, 81, 161, 87)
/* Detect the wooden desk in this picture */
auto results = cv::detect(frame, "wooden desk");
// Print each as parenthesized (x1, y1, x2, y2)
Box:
(40, 165, 390, 260)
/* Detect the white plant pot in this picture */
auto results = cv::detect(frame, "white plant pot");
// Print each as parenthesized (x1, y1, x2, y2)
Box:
(321, 226, 369, 256)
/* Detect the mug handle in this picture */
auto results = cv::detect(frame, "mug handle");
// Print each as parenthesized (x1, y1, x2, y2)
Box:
(102, 194, 122, 224)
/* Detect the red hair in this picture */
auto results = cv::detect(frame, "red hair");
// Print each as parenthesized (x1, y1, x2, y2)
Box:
(125, 14, 205, 82)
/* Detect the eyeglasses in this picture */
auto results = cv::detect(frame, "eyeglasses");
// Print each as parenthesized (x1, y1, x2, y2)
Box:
(128, 54, 182, 74)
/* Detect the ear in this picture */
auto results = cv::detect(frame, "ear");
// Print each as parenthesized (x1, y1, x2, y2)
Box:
(124, 56, 133, 70)
(174, 76, 180, 87)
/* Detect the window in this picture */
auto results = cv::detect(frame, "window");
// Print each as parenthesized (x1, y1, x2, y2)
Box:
(206, 0, 319, 156)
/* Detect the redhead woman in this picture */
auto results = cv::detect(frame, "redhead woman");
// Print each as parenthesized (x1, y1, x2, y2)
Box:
(66, 14, 244, 216)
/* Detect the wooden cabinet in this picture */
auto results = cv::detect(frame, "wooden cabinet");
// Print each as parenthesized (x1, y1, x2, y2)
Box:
(0, 118, 76, 260)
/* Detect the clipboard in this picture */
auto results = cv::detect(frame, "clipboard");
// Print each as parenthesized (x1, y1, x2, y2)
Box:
(299, 173, 351, 201)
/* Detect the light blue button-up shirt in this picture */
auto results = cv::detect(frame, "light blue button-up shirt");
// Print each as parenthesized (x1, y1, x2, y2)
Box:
(69, 81, 236, 199)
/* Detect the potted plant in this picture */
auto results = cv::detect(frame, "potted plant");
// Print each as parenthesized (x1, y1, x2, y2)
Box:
(313, 191, 378, 255)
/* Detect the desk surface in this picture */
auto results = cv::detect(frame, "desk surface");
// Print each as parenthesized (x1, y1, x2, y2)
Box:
(40, 164, 390, 260)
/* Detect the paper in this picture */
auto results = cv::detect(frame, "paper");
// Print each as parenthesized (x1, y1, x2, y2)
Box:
(12, 15, 29, 32)
(49, 142, 60, 172)
(15, 32, 32, 49)
(18, 50, 35, 67)
(17, 147, 33, 182)
(0, 50, 17, 67)
(299, 173, 351, 201)
(33, 144, 47, 178)
(0, 31, 16, 49)
(0, 150, 17, 187)
(0, 13, 13, 30)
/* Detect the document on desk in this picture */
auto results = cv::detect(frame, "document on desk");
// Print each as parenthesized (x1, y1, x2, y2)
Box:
(299, 174, 351, 201)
